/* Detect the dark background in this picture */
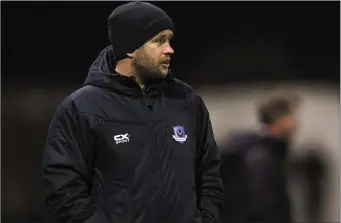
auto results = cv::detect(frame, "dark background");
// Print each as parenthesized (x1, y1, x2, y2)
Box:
(2, 1, 340, 84)
(2, 1, 340, 222)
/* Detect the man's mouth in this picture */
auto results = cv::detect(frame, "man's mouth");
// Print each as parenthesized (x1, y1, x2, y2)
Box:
(161, 58, 170, 67)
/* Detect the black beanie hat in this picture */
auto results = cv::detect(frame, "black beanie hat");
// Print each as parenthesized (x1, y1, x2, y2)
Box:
(108, 1, 175, 62)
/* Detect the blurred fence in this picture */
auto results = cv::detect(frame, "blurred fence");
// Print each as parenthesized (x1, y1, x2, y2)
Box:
(198, 82, 339, 222)
(2, 80, 339, 222)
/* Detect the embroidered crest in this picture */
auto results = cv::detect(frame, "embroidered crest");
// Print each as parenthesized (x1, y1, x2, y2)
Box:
(172, 126, 188, 144)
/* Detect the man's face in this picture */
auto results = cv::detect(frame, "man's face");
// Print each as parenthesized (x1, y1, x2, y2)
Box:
(276, 113, 298, 138)
(131, 29, 174, 83)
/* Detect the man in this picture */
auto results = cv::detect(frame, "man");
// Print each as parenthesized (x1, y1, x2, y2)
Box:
(42, 2, 224, 223)
(219, 90, 300, 223)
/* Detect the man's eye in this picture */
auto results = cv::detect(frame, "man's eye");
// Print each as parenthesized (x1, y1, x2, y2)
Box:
(157, 38, 166, 43)
(153, 36, 170, 45)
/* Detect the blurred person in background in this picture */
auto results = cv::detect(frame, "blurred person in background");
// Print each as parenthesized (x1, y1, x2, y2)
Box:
(219, 90, 300, 223)
(42, 2, 224, 223)
(291, 144, 327, 222)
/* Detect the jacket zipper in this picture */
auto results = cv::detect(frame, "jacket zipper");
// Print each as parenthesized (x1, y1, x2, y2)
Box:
(141, 93, 159, 220)
(143, 94, 164, 221)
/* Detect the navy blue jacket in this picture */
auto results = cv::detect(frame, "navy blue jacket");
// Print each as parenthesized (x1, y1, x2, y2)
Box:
(219, 130, 292, 223)
(42, 46, 224, 223)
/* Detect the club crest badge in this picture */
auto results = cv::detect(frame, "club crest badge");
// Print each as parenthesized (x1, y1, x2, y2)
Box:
(172, 126, 188, 144)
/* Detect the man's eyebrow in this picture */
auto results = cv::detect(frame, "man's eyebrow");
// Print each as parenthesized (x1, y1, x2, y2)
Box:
(154, 33, 173, 40)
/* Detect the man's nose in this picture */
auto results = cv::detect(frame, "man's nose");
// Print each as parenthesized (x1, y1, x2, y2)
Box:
(164, 42, 174, 54)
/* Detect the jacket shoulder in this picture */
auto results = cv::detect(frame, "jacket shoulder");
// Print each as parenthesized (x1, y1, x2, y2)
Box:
(172, 78, 196, 94)
(220, 129, 262, 156)
(170, 78, 202, 104)
(59, 85, 104, 114)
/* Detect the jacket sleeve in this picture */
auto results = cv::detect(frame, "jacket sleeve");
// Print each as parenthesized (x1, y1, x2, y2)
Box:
(42, 103, 107, 223)
(195, 97, 225, 223)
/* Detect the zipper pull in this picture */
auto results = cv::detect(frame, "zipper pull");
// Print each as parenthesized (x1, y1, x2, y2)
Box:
(146, 98, 152, 109)
(141, 97, 153, 109)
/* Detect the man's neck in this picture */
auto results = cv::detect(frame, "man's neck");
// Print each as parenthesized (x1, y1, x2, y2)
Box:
(262, 124, 284, 138)
(115, 60, 144, 88)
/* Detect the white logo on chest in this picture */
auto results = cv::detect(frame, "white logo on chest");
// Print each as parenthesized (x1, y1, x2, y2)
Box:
(114, 133, 130, 144)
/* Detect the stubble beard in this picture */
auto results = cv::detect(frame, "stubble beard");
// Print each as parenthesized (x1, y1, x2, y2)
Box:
(132, 51, 167, 86)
